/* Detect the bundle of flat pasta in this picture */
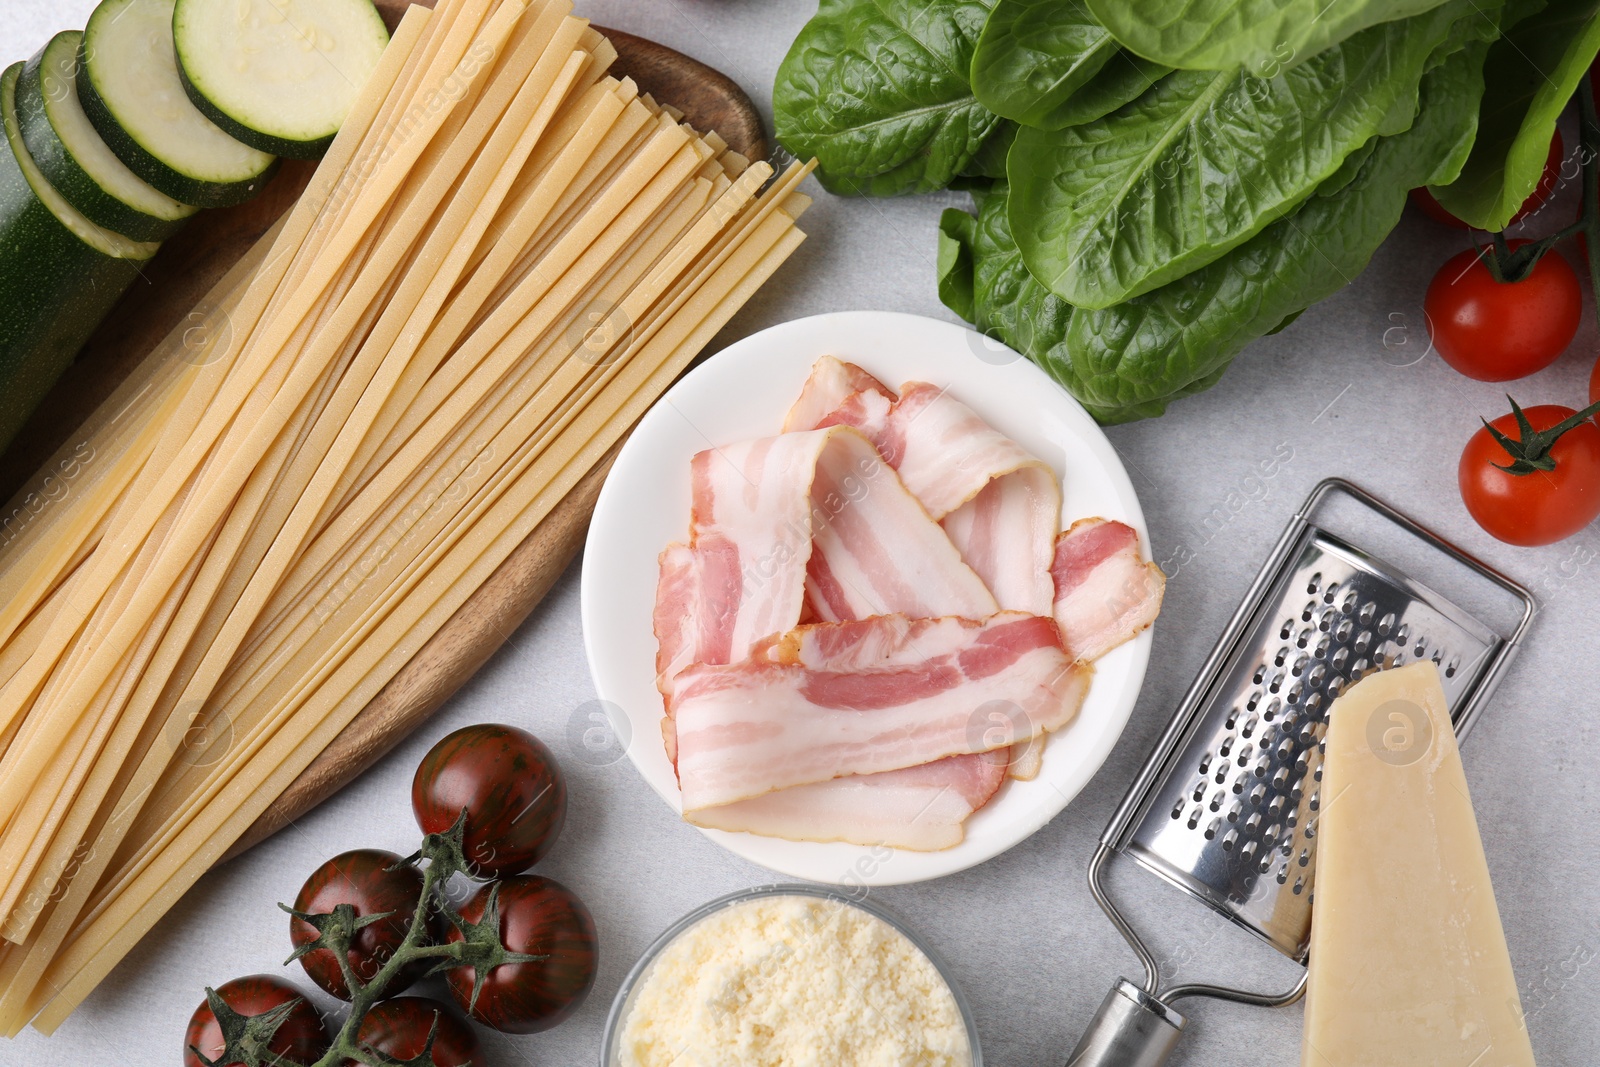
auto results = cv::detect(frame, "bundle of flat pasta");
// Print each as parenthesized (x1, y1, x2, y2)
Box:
(0, 0, 810, 1034)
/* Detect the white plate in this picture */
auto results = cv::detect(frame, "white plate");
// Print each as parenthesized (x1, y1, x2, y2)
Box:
(580, 311, 1152, 886)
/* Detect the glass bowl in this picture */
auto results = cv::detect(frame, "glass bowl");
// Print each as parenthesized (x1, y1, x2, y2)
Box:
(599, 883, 984, 1066)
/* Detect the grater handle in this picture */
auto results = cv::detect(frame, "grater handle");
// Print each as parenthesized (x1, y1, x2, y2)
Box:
(1066, 979, 1185, 1067)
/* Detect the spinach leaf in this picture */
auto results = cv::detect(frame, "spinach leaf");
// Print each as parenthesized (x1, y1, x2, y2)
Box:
(1084, 0, 1453, 75)
(1046, 51, 1173, 128)
(944, 43, 1490, 423)
(1428, 0, 1600, 229)
(773, 0, 1002, 197)
(970, 0, 1119, 129)
(937, 208, 978, 320)
(1006, 3, 1481, 310)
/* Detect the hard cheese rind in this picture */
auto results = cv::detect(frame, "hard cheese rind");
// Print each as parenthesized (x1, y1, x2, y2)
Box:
(1302, 661, 1534, 1067)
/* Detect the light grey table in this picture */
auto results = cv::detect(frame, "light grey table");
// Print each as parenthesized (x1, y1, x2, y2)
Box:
(5, 3, 1598, 1065)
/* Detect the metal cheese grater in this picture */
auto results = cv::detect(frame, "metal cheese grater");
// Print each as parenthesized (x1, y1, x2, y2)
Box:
(1067, 479, 1535, 1067)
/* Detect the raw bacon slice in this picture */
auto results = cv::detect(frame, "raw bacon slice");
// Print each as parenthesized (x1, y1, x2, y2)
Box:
(782, 355, 892, 433)
(941, 467, 1061, 617)
(1051, 518, 1166, 661)
(801, 431, 997, 623)
(674, 612, 1091, 811)
(791, 364, 1060, 617)
(687, 754, 1008, 851)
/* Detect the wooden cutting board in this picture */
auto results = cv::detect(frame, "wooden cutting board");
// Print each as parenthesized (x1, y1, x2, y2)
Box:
(0, 5, 766, 862)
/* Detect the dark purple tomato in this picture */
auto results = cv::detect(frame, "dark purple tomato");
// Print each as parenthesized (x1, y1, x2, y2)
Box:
(412, 724, 567, 878)
(345, 996, 483, 1067)
(445, 875, 597, 1034)
(289, 849, 434, 1000)
(183, 975, 328, 1067)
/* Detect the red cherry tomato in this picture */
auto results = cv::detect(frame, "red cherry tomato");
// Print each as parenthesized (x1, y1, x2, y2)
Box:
(1425, 241, 1581, 381)
(346, 996, 483, 1067)
(1412, 131, 1563, 229)
(413, 724, 567, 878)
(290, 849, 434, 1000)
(445, 875, 597, 1034)
(184, 975, 329, 1067)
(1460, 404, 1600, 545)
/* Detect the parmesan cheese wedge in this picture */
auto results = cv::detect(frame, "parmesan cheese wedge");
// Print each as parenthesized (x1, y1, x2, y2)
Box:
(1303, 661, 1535, 1067)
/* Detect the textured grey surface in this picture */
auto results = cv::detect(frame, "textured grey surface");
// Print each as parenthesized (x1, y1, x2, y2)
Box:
(4, 2, 1599, 1065)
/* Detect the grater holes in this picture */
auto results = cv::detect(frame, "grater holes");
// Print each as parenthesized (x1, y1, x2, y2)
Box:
(1302, 599, 1317, 622)
(1198, 752, 1213, 774)
(1222, 828, 1238, 852)
(1395, 622, 1410, 644)
(1274, 647, 1288, 668)
(1290, 654, 1309, 677)
(1276, 863, 1289, 885)
(1308, 663, 1327, 688)
(1254, 756, 1270, 779)
(1413, 636, 1427, 658)
(1249, 783, 1267, 806)
(1357, 600, 1377, 626)
(1227, 801, 1243, 823)
(1292, 876, 1306, 895)
(1192, 781, 1207, 802)
(1314, 635, 1331, 658)
(1328, 675, 1348, 697)
(1299, 847, 1310, 868)
(1271, 766, 1290, 788)
(1244, 811, 1262, 834)
(1279, 618, 1294, 640)
(1340, 590, 1359, 614)
(1377, 611, 1396, 636)
(1354, 630, 1374, 655)
(1296, 626, 1313, 649)
(1187, 806, 1202, 830)
(1282, 686, 1299, 710)
(1285, 809, 1299, 830)
(1264, 696, 1283, 721)
(1252, 663, 1267, 685)
(1308, 788, 1321, 812)
(1330, 647, 1349, 673)
(1171, 799, 1186, 820)
(1209, 789, 1226, 812)
(1218, 736, 1233, 758)
(1276, 738, 1294, 761)
(1431, 648, 1444, 666)
(1242, 713, 1259, 738)
(1236, 742, 1254, 766)
(1240, 839, 1257, 863)
(1334, 618, 1354, 642)
(1445, 656, 1460, 679)
(1303, 692, 1323, 716)
(1322, 581, 1339, 604)
(1268, 672, 1284, 694)
(1306, 572, 1322, 594)
(1352, 656, 1371, 679)
(1267, 795, 1286, 817)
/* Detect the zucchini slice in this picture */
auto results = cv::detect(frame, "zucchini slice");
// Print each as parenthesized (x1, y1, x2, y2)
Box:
(16, 32, 196, 243)
(174, 0, 390, 160)
(0, 63, 158, 454)
(77, 0, 279, 208)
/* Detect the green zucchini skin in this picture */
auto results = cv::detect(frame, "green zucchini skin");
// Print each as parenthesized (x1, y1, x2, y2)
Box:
(15, 36, 192, 242)
(74, 34, 279, 209)
(177, 61, 334, 161)
(0, 63, 149, 455)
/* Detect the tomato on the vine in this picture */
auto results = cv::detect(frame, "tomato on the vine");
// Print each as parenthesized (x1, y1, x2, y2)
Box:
(290, 849, 434, 1000)
(1425, 241, 1581, 381)
(1460, 402, 1600, 546)
(1412, 131, 1563, 229)
(347, 996, 483, 1067)
(445, 875, 597, 1034)
(413, 724, 567, 878)
(184, 975, 329, 1067)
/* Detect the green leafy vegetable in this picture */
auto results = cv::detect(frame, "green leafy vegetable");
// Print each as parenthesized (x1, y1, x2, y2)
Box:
(1084, 0, 1453, 74)
(944, 44, 1491, 422)
(772, 0, 1002, 197)
(970, 0, 1119, 129)
(1429, 0, 1600, 229)
(1044, 51, 1173, 128)
(1006, 4, 1478, 311)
